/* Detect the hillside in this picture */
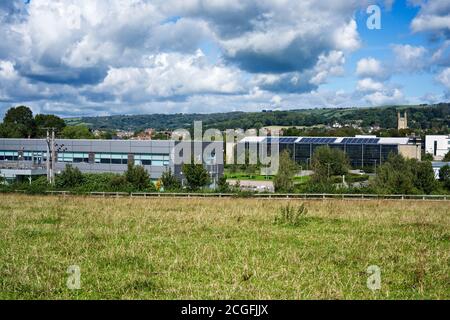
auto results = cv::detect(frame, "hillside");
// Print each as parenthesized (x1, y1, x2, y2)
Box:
(66, 103, 450, 132)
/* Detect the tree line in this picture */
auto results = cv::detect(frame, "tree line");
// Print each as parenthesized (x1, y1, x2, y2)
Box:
(0, 106, 96, 139)
(274, 146, 449, 195)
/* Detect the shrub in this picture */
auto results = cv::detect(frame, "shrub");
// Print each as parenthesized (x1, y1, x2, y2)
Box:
(109, 175, 131, 192)
(274, 150, 298, 193)
(56, 165, 83, 189)
(25, 176, 51, 194)
(439, 165, 450, 190)
(125, 163, 151, 191)
(161, 169, 181, 191)
(274, 203, 309, 227)
(182, 161, 210, 191)
(217, 176, 230, 193)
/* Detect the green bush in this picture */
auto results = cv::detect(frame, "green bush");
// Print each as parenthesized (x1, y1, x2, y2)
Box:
(25, 176, 51, 194)
(125, 164, 154, 191)
(56, 165, 83, 189)
(161, 169, 181, 191)
(216, 176, 230, 193)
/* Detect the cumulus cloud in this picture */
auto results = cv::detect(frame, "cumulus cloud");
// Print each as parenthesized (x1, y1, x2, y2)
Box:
(364, 88, 405, 106)
(357, 78, 385, 92)
(0, 0, 446, 116)
(356, 58, 388, 80)
(391, 44, 429, 72)
(436, 67, 450, 90)
(93, 50, 245, 101)
(410, 0, 450, 38)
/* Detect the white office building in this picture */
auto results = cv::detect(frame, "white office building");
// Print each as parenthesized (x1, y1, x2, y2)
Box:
(425, 135, 450, 160)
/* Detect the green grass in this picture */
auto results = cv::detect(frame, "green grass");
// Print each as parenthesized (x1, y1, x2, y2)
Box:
(0, 195, 449, 299)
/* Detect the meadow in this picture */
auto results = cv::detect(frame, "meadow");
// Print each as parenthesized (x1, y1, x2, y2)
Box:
(0, 194, 449, 299)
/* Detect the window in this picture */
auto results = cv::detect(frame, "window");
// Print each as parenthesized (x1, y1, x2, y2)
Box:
(57, 152, 89, 163)
(0, 151, 19, 161)
(134, 154, 170, 166)
(95, 153, 128, 165)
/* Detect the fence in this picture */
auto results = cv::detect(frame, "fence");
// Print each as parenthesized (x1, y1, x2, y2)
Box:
(29, 191, 450, 201)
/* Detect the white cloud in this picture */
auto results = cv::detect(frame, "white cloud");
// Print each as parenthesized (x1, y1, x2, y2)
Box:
(364, 88, 405, 106)
(0, 60, 18, 79)
(357, 78, 385, 92)
(410, 0, 450, 37)
(94, 50, 244, 101)
(356, 58, 388, 80)
(310, 51, 346, 85)
(436, 67, 450, 90)
(391, 44, 428, 72)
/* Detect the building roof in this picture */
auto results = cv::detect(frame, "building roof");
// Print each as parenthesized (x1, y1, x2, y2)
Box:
(238, 136, 414, 145)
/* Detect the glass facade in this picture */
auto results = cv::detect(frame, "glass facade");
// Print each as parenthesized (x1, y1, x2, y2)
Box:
(254, 140, 401, 169)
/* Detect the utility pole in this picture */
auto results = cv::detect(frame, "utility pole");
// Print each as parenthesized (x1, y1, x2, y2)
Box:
(51, 129, 56, 184)
(46, 129, 51, 183)
(45, 128, 57, 184)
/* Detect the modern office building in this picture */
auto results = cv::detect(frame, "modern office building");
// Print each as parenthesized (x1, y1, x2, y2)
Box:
(425, 135, 450, 160)
(0, 139, 223, 184)
(238, 135, 422, 168)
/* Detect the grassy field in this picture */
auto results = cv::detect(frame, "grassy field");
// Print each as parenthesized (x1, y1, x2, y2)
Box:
(0, 194, 449, 300)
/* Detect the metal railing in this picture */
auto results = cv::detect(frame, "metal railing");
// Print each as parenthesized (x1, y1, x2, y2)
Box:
(3, 191, 449, 201)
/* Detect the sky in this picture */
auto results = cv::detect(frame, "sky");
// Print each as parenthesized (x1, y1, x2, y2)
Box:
(0, 0, 449, 118)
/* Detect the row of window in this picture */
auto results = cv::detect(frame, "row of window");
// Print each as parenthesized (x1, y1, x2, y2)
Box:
(58, 152, 170, 166)
(0, 150, 170, 167)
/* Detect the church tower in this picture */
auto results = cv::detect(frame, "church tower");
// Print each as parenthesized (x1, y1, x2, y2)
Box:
(397, 111, 408, 130)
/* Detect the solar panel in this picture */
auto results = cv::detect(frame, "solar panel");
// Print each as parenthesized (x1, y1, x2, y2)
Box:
(296, 137, 337, 144)
(280, 138, 298, 143)
(339, 138, 380, 144)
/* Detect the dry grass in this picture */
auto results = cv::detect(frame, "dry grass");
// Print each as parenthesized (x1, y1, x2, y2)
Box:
(0, 194, 449, 300)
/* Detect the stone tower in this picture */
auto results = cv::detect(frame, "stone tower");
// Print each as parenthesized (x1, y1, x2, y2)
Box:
(397, 111, 408, 130)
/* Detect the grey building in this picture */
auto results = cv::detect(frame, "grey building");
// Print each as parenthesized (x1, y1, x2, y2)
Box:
(0, 139, 223, 185)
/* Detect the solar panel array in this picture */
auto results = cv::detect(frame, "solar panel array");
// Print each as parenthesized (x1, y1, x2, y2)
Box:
(340, 138, 380, 144)
(298, 137, 337, 144)
(264, 137, 298, 143)
(262, 137, 380, 145)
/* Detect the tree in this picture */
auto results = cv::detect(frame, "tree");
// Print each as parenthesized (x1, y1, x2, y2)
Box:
(56, 165, 84, 189)
(422, 153, 434, 162)
(374, 154, 438, 195)
(443, 151, 450, 162)
(439, 165, 450, 190)
(217, 176, 230, 193)
(311, 146, 349, 182)
(2, 106, 36, 138)
(182, 161, 210, 191)
(411, 160, 438, 195)
(161, 168, 181, 191)
(35, 114, 66, 137)
(274, 150, 298, 193)
(374, 154, 415, 194)
(61, 125, 95, 139)
(125, 163, 151, 191)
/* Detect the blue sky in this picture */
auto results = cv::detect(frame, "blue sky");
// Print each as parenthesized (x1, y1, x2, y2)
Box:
(0, 0, 449, 118)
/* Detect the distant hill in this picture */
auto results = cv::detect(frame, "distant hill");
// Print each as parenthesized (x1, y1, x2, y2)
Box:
(65, 103, 450, 132)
